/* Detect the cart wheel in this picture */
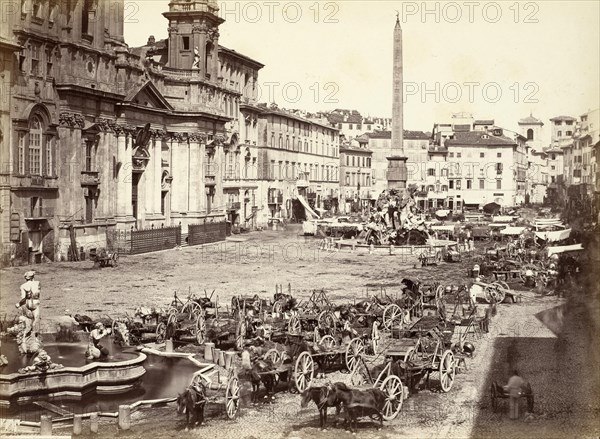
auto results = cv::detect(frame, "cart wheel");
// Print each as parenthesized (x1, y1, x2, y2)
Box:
(294, 351, 314, 393)
(317, 310, 336, 331)
(345, 337, 365, 371)
(371, 321, 381, 354)
(272, 299, 284, 314)
(437, 350, 456, 392)
(491, 282, 508, 303)
(263, 348, 282, 368)
(235, 320, 246, 350)
(380, 375, 404, 420)
(182, 301, 202, 319)
(225, 376, 240, 419)
(490, 383, 498, 412)
(195, 314, 206, 345)
(155, 322, 167, 344)
(288, 314, 301, 334)
(382, 304, 404, 330)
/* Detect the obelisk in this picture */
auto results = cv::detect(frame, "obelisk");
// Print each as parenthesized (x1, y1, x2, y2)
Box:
(387, 12, 408, 190)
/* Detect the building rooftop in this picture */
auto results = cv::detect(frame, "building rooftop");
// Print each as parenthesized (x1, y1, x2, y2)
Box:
(446, 131, 516, 146)
(550, 115, 577, 122)
(366, 130, 429, 140)
(518, 114, 544, 125)
(474, 119, 495, 126)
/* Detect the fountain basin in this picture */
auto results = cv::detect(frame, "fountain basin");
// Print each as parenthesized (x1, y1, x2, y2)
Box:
(0, 337, 146, 406)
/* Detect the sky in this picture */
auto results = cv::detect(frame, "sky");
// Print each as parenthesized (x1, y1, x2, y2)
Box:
(124, 1, 600, 146)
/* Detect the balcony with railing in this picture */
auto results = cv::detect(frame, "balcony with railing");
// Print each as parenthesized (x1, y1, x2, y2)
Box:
(12, 174, 59, 191)
(25, 206, 55, 220)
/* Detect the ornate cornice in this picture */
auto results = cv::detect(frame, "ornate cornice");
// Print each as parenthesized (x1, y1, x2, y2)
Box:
(58, 112, 84, 129)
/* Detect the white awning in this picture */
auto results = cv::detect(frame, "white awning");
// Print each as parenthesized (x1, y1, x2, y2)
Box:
(536, 228, 571, 242)
(500, 226, 526, 235)
(489, 223, 508, 229)
(547, 244, 584, 256)
(493, 215, 518, 223)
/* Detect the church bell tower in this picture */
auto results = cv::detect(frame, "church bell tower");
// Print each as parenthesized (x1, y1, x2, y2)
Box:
(163, 0, 224, 78)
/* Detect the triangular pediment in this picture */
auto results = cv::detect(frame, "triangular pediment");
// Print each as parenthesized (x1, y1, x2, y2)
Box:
(124, 81, 173, 110)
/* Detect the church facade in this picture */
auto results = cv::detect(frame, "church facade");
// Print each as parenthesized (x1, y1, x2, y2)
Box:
(0, 0, 263, 266)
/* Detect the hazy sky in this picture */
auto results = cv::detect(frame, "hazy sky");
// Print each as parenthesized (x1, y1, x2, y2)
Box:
(125, 1, 599, 145)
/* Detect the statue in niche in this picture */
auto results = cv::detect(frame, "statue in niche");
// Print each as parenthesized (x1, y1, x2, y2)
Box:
(192, 47, 200, 69)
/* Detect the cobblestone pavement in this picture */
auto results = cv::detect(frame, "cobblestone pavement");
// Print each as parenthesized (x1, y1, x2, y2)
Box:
(1, 227, 598, 438)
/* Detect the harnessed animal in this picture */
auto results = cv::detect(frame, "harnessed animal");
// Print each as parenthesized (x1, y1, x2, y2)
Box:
(300, 385, 342, 430)
(177, 383, 207, 430)
(320, 382, 385, 433)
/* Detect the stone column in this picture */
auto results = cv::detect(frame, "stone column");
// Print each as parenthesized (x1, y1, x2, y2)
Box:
(155, 135, 163, 217)
(115, 130, 127, 219)
(189, 136, 200, 213)
(124, 134, 133, 218)
(144, 137, 155, 218)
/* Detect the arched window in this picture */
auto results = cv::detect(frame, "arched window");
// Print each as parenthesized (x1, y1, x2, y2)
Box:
(527, 128, 534, 140)
(29, 116, 43, 176)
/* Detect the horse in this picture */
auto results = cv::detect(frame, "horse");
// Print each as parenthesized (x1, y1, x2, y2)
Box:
(177, 383, 207, 430)
(300, 385, 342, 431)
(249, 358, 277, 403)
(320, 382, 385, 433)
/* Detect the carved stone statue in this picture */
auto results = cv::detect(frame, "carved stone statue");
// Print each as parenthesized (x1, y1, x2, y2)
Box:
(192, 47, 200, 69)
(18, 349, 63, 374)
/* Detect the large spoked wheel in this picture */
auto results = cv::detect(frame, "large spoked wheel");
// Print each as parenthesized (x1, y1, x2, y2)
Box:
(345, 337, 365, 371)
(195, 313, 206, 345)
(437, 350, 456, 392)
(155, 321, 167, 343)
(235, 320, 246, 351)
(483, 285, 502, 304)
(382, 304, 404, 330)
(182, 301, 202, 319)
(225, 376, 240, 419)
(294, 351, 314, 393)
(263, 348, 283, 368)
(288, 314, 301, 334)
(272, 299, 284, 315)
(317, 310, 336, 331)
(491, 281, 509, 303)
(380, 375, 404, 420)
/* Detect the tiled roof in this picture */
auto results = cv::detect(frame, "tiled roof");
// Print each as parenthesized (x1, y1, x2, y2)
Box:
(366, 130, 429, 140)
(550, 115, 577, 121)
(474, 119, 494, 125)
(518, 115, 543, 125)
(446, 131, 516, 146)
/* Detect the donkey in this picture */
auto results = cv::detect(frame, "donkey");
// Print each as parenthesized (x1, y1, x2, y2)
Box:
(300, 385, 342, 431)
(177, 383, 207, 431)
(320, 382, 385, 433)
(249, 359, 276, 403)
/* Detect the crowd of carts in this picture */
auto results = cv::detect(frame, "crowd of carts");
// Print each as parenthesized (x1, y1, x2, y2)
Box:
(93, 277, 522, 427)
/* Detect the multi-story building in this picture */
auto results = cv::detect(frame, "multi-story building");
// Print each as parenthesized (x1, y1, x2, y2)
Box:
(326, 109, 393, 141)
(428, 115, 529, 209)
(358, 130, 429, 198)
(339, 143, 373, 213)
(255, 104, 340, 223)
(0, 3, 21, 266)
(518, 114, 546, 203)
(550, 115, 577, 148)
(2, 0, 263, 266)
